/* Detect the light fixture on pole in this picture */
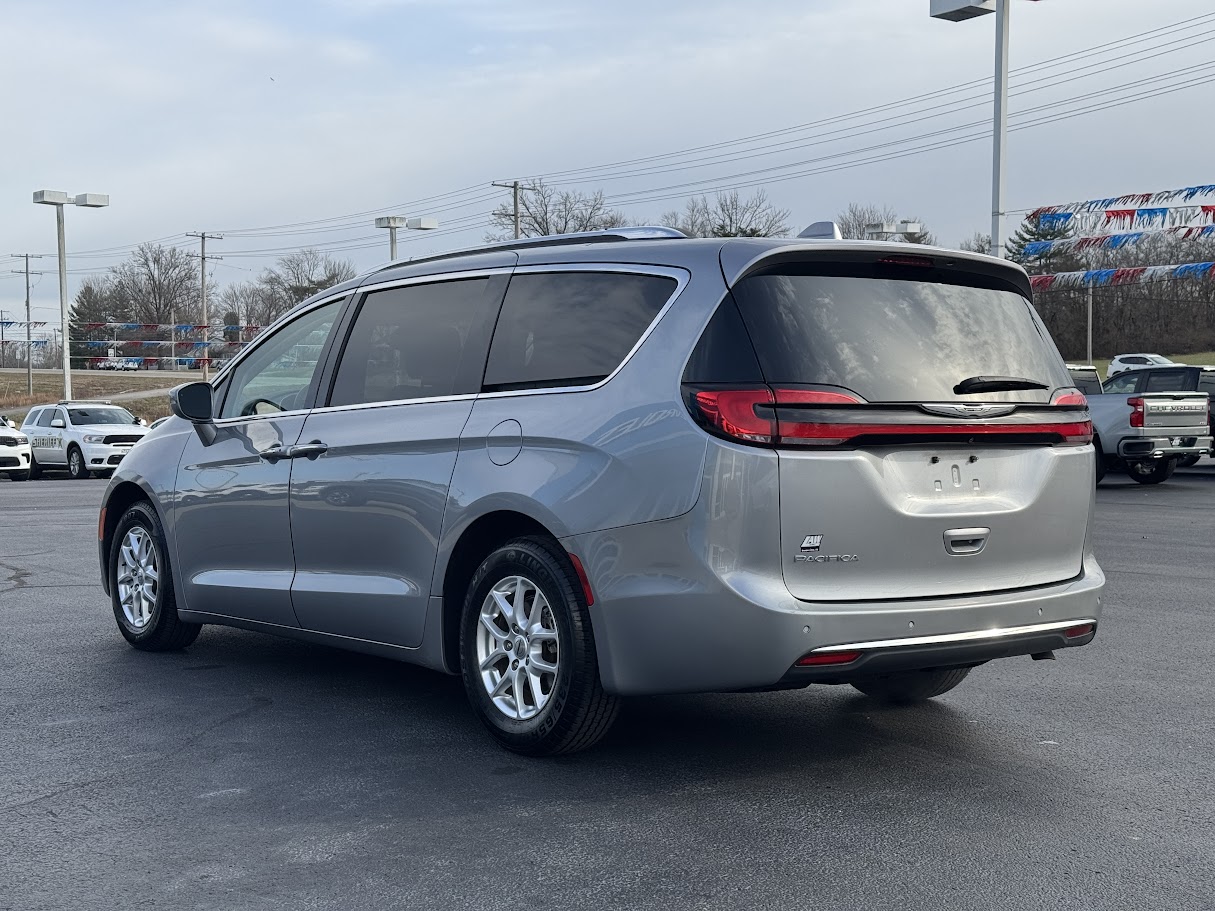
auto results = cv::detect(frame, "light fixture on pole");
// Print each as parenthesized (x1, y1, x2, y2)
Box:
(33, 189, 110, 399)
(931, 1, 1040, 259)
(374, 216, 439, 261)
(864, 222, 923, 241)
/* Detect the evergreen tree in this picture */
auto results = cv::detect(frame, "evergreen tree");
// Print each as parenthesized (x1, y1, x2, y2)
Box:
(1006, 214, 1081, 274)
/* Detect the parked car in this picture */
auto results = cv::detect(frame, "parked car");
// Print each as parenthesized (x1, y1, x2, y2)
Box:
(0, 419, 32, 481)
(1087, 375, 1211, 483)
(1103, 365, 1215, 467)
(1066, 364, 1103, 396)
(21, 401, 150, 480)
(97, 227, 1104, 755)
(1106, 353, 1176, 379)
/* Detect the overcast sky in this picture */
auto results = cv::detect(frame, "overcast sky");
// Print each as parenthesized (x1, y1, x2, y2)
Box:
(2, 0, 1213, 324)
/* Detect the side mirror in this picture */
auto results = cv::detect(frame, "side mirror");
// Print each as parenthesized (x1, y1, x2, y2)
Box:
(138, 418, 148, 426)
(51, 418, 65, 429)
(170, 381, 217, 445)
(5, 420, 14, 429)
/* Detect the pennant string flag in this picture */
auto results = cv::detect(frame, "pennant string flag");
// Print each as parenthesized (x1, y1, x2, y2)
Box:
(1030, 261, 1215, 291)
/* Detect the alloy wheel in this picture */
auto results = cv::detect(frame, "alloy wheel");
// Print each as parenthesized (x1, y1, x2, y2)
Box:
(116, 527, 159, 629)
(475, 575, 561, 721)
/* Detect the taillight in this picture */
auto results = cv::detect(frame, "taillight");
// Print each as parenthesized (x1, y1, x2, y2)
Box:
(1128, 397, 1145, 428)
(691, 387, 775, 442)
(1051, 389, 1088, 407)
(685, 385, 1092, 447)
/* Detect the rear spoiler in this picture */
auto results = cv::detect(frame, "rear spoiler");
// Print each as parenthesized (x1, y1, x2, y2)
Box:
(719, 241, 1033, 298)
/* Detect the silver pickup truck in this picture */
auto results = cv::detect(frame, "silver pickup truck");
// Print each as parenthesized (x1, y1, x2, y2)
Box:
(1087, 386, 1211, 484)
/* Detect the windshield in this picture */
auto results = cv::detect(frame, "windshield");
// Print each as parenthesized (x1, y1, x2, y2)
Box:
(731, 271, 1071, 403)
(1148, 355, 1173, 364)
(68, 407, 138, 425)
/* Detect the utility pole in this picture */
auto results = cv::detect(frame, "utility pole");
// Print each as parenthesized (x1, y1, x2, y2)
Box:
(1086, 284, 1094, 365)
(991, 0, 1010, 259)
(1, 310, 7, 369)
(493, 180, 537, 239)
(11, 254, 44, 395)
(188, 232, 223, 381)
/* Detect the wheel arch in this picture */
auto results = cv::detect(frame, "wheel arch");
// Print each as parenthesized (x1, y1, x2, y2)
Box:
(100, 480, 165, 596)
(439, 509, 560, 674)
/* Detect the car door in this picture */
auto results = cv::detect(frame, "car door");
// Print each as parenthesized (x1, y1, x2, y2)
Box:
(286, 271, 508, 647)
(172, 296, 347, 627)
(43, 408, 68, 465)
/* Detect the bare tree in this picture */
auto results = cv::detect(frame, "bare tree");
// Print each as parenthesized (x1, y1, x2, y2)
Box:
(489, 180, 628, 239)
(110, 243, 200, 325)
(958, 232, 992, 255)
(661, 190, 790, 238)
(835, 203, 935, 244)
(251, 249, 357, 324)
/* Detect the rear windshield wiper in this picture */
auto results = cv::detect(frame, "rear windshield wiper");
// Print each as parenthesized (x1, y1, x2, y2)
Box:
(953, 375, 1049, 395)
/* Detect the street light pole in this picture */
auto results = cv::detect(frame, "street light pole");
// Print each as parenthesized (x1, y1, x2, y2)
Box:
(991, 0, 1010, 259)
(374, 216, 440, 260)
(33, 190, 109, 400)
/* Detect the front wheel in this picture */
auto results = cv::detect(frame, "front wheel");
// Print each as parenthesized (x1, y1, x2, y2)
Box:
(460, 536, 619, 756)
(109, 501, 202, 651)
(67, 446, 92, 480)
(1127, 458, 1177, 485)
(852, 667, 971, 703)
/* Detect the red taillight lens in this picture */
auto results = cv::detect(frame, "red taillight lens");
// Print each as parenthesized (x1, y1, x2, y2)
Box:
(796, 650, 863, 667)
(1128, 396, 1145, 428)
(1064, 623, 1095, 639)
(1051, 389, 1088, 407)
(692, 387, 775, 442)
(773, 388, 863, 406)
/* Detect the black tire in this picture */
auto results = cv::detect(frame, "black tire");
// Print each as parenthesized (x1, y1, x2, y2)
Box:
(1093, 437, 1107, 485)
(852, 667, 971, 704)
(109, 501, 201, 651)
(459, 536, 619, 756)
(28, 454, 41, 479)
(1176, 455, 1201, 468)
(96, 469, 115, 479)
(67, 445, 92, 480)
(1127, 458, 1176, 485)
(8, 470, 30, 482)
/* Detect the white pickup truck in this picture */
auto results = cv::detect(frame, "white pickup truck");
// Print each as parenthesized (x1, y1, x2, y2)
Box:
(1087, 386, 1211, 484)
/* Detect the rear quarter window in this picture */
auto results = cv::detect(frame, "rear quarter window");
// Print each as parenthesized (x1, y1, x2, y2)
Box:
(730, 267, 1071, 403)
(483, 271, 677, 391)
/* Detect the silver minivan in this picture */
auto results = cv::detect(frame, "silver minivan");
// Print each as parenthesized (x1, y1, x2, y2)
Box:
(98, 228, 1104, 755)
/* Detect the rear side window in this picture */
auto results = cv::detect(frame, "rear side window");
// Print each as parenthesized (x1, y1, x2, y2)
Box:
(731, 268, 1071, 403)
(1144, 372, 1189, 393)
(23, 410, 41, 428)
(329, 278, 495, 406)
(483, 271, 677, 391)
(1199, 374, 1215, 395)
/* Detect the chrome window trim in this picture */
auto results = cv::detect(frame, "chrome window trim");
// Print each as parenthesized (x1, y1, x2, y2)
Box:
(811, 618, 1096, 653)
(209, 293, 349, 425)
(308, 392, 479, 417)
(210, 292, 352, 388)
(354, 267, 513, 296)
(478, 263, 690, 400)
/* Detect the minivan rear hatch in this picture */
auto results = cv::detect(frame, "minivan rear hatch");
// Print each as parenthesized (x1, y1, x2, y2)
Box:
(715, 246, 1091, 601)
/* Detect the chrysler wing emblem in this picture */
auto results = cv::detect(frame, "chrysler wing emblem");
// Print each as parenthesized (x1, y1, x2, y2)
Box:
(920, 403, 1017, 419)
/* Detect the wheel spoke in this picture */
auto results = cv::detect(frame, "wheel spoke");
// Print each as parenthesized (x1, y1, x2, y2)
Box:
(479, 648, 507, 672)
(512, 578, 526, 627)
(513, 666, 530, 715)
(527, 669, 548, 710)
(530, 656, 557, 675)
(490, 669, 513, 699)
(479, 611, 508, 643)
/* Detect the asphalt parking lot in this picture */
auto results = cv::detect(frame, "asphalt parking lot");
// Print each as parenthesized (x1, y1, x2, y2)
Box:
(2, 470, 1213, 910)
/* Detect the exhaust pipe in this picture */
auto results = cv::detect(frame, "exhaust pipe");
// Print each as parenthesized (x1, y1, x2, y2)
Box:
(1030, 651, 1056, 661)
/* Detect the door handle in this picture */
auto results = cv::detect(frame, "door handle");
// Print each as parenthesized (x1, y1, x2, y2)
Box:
(258, 443, 289, 463)
(287, 441, 328, 460)
(944, 527, 990, 556)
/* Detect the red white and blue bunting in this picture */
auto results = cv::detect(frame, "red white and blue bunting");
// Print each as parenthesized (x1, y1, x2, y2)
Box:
(1030, 185, 1215, 222)
(1023, 225, 1215, 257)
(1030, 261, 1215, 292)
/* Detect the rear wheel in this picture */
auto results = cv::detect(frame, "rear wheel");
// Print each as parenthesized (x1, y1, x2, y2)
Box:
(852, 667, 971, 703)
(459, 536, 619, 756)
(67, 445, 92, 480)
(1127, 458, 1176, 485)
(109, 501, 201, 651)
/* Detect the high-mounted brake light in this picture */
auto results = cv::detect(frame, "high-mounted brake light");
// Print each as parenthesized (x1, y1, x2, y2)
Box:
(1128, 396, 1145, 428)
(877, 254, 934, 268)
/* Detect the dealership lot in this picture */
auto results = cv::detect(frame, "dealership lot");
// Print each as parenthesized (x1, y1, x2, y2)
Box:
(1, 474, 1213, 910)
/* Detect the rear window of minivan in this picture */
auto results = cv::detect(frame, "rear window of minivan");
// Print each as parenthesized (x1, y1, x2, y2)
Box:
(730, 267, 1071, 403)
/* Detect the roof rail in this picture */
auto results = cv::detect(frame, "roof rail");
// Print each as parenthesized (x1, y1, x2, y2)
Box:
(59, 399, 113, 405)
(365, 226, 688, 277)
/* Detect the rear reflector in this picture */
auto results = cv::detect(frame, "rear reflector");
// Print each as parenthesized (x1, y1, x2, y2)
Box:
(567, 553, 595, 607)
(97, 506, 107, 542)
(1064, 623, 1095, 639)
(796, 650, 862, 667)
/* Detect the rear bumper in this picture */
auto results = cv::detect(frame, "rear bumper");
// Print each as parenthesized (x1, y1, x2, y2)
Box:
(1117, 434, 1212, 460)
(570, 509, 1105, 695)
